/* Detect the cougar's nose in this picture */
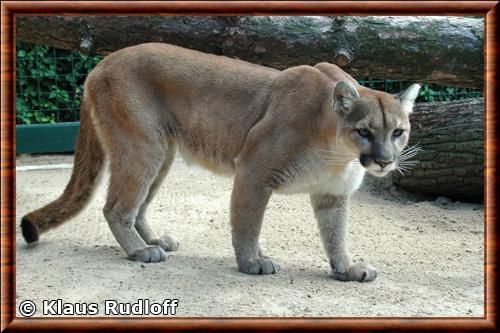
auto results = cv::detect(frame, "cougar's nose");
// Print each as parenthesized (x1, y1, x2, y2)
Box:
(375, 159, 393, 169)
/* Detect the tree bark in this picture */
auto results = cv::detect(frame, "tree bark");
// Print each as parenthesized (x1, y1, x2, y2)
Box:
(16, 16, 483, 88)
(392, 98, 484, 202)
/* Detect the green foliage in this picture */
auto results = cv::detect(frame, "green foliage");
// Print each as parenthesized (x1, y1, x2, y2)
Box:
(16, 41, 102, 124)
(417, 84, 481, 102)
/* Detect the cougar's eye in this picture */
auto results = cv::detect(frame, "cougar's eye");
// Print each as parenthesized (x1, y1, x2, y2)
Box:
(392, 129, 404, 137)
(357, 128, 371, 138)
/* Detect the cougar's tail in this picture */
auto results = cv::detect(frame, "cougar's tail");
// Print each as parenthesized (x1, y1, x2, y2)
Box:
(21, 95, 105, 243)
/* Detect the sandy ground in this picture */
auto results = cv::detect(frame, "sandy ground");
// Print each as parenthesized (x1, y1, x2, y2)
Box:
(15, 154, 484, 317)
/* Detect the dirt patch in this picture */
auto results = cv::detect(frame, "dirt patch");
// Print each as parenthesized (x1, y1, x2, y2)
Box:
(16, 155, 484, 317)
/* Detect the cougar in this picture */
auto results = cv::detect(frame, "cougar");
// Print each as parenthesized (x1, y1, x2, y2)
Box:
(21, 43, 420, 282)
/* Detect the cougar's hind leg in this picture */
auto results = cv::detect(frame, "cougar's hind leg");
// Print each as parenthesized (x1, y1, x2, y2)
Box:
(103, 145, 168, 263)
(135, 143, 179, 252)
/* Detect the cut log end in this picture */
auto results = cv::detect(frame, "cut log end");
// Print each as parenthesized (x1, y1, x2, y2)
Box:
(392, 98, 484, 203)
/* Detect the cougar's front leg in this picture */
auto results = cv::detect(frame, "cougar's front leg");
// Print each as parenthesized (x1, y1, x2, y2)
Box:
(230, 168, 280, 275)
(310, 194, 377, 282)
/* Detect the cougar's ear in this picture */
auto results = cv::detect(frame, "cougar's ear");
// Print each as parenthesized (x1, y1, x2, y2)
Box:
(333, 81, 360, 113)
(395, 83, 421, 114)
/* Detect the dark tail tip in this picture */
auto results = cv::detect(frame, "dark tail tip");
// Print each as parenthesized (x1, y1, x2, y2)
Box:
(21, 216, 39, 243)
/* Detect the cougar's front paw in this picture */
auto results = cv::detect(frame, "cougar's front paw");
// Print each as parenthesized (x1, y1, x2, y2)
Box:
(148, 235, 179, 252)
(331, 262, 377, 282)
(128, 245, 167, 263)
(238, 258, 281, 275)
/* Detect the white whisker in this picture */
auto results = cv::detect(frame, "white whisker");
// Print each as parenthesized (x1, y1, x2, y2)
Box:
(318, 155, 358, 161)
(322, 162, 354, 166)
(401, 148, 420, 154)
(317, 150, 358, 157)
(322, 158, 358, 162)
(320, 156, 361, 165)
(400, 152, 419, 160)
(398, 144, 422, 171)
(399, 159, 419, 164)
(322, 161, 359, 165)
(400, 144, 422, 157)
(397, 164, 413, 173)
(400, 153, 419, 160)
(401, 148, 421, 155)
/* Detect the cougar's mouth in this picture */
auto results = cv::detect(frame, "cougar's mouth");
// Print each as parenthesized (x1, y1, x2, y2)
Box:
(359, 155, 394, 177)
(368, 169, 390, 177)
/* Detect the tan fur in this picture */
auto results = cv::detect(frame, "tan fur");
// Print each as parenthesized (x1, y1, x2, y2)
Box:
(22, 43, 420, 280)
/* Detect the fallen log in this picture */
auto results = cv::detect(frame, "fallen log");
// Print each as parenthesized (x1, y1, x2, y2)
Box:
(16, 16, 484, 88)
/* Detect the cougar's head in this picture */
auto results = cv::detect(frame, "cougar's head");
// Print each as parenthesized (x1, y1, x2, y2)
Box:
(332, 81, 421, 177)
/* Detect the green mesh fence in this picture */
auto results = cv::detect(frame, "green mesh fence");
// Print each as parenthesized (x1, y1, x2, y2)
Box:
(16, 42, 482, 125)
(16, 41, 102, 125)
(357, 78, 482, 103)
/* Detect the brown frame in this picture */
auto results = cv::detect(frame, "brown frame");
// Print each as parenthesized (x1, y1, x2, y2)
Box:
(1, 1, 497, 331)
